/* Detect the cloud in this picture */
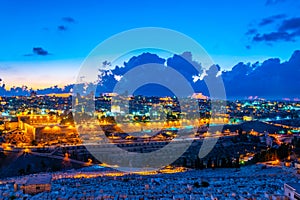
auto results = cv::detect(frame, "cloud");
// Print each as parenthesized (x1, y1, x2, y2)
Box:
(96, 51, 300, 99)
(58, 25, 68, 31)
(95, 52, 205, 96)
(245, 29, 257, 35)
(253, 31, 295, 42)
(96, 52, 166, 94)
(62, 17, 76, 23)
(33, 47, 50, 56)
(259, 14, 286, 26)
(279, 17, 300, 31)
(57, 17, 76, 31)
(5, 50, 300, 99)
(222, 50, 300, 99)
(250, 17, 300, 43)
(167, 52, 203, 83)
(24, 47, 51, 56)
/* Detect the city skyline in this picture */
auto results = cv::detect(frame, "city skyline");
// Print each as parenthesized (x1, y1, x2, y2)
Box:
(1, 1, 300, 199)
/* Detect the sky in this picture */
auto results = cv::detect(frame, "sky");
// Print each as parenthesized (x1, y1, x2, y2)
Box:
(0, 0, 300, 89)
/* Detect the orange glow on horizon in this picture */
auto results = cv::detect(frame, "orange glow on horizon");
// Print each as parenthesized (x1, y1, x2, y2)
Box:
(5, 82, 70, 90)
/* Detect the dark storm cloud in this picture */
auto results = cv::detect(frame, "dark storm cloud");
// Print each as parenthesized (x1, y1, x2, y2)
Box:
(259, 14, 286, 26)
(279, 17, 300, 31)
(33, 47, 50, 56)
(245, 29, 257, 35)
(4, 50, 300, 98)
(58, 25, 68, 31)
(57, 17, 76, 31)
(96, 52, 167, 95)
(253, 31, 294, 42)
(62, 17, 76, 23)
(95, 52, 205, 96)
(24, 47, 51, 56)
(97, 50, 300, 99)
(88, 50, 300, 98)
(97, 51, 300, 99)
(222, 50, 300, 99)
(250, 17, 300, 43)
(167, 52, 203, 84)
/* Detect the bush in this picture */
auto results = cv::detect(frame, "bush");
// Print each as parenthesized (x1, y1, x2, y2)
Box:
(193, 181, 200, 188)
(9, 195, 16, 200)
(201, 181, 209, 187)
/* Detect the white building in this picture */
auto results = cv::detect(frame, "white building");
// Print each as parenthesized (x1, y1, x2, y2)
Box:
(284, 183, 300, 200)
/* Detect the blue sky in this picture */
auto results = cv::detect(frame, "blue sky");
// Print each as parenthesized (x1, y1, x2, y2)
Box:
(0, 0, 300, 89)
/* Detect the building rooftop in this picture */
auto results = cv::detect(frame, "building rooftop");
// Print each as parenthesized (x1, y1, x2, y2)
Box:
(25, 175, 52, 185)
(286, 182, 300, 194)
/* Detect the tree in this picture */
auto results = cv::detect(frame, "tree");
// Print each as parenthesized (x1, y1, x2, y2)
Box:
(18, 168, 25, 176)
(26, 164, 31, 174)
(41, 160, 46, 169)
(31, 140, 37, 146)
